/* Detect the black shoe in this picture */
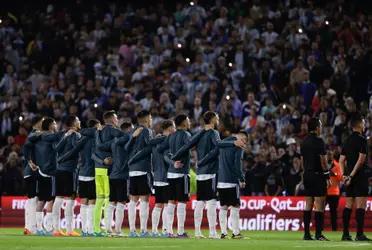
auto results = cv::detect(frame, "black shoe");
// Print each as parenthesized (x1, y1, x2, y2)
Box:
(315, 235, 330, 241)
(232, 233, 244, 239)
(355, 234, 372, 241)
(220, 234, 228, 239)
(303, 234, 314, 240)
(341, 234, 353, 241)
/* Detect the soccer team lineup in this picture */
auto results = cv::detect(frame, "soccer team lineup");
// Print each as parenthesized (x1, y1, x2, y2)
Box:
(1, 0, 372, 249)
(18, 112, 371, 242)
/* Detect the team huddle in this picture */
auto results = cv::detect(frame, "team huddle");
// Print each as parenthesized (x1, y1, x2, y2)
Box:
(22, 110, 248, 239)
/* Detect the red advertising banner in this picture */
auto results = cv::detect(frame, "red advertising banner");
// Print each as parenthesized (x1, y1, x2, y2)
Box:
(1, 196, 372, 231)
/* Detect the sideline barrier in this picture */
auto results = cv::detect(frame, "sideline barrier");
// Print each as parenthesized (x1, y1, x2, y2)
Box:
(1, 196, 371, 231)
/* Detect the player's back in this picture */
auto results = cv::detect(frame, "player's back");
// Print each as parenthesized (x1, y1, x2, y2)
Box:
(300, 133, 324, 173)
(218, 136, 243, 184)
(342, 131, 368, 174)
(195, 129, 219, 175)
(79, 127, 96, 177)
(168, 129, 191, 174)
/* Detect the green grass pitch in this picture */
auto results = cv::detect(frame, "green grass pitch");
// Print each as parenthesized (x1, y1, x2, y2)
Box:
(0, 228, 371, 250)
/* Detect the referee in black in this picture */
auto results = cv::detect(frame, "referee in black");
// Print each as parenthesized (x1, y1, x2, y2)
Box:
(301, 118, 329, 241)
(339, 114, 371, 241)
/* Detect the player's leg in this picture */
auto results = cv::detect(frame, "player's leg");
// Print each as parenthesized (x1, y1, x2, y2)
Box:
(93, 174, 105, 234)
(342, 197, 354, 240)
(230, 186, 242, 239)
(52, 195, 63, 235)
(206, 178, 218, 238)
(64, 171, 78, 236)
(42, 176, 54, 234)
(87, 184, 96, 236)
(152, 185, 165, 236)
(114, 179, 128, 236)
(104, 201, 115, 234)
(24, 175, 37, 234)
(36, 200, 46, 234)
(194, 180, 205, 238)
(139, 194, 150, 235)
(161, 203, 168, 235)
(303, 196, 314, 239)
(218, 188, 229, 239)
(81, 179, 95, 236)
(114, 201, 126, 236)
(64, 196, 76, 235)
(138, 174, 152, 236)
(24, 177, 31, 233)
(152, 203, 163, 235)
(128, 195, 139, 236)
(44, 200, 54, 234)
(80, 197, 89, 235)
(35, 174, 47, 234)
(102, 173, 110, 234)
(354, 174, 370, 241)
(166, 178, 178, 236)
(327, 195, 339, 231)
(78, 179, 88, 236)
(52, 171, 63, 235)
(206, 198, 218, 238)
(176, 176, 189, 237)
(355, 197, 370, 241)
(314, 196, 328, 240)
(105, 179, 117, 234)
(219, 205, 228, 238)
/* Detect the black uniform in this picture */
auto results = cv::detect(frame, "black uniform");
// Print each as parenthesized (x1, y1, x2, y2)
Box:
(300, 133, 327, 197)
(341, 132, 369, 197)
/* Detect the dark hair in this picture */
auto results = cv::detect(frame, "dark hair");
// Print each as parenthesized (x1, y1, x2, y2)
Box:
(203, 111, 217, 124)
(103, 110, 116, 121)
(137, 110, 151, 120)
(65, 115, 77, 127)
(120, 121, 133, 130)
(41, 117, 55, 131)
(32, 115, 44, 126)
(308, 118, 320, 132)
(350, 113, 363, 129)
(87, 119, 100, 128)
(174, 114, 188, 127)
(161, 120, 174, 131)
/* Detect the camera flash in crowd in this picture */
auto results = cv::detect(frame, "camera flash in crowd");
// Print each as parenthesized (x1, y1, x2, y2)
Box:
(0, 19, 2, 24)
(190, 1, 194, 6)
(226, 95, 231, 100)
(228, 62, 233, 67)
(177, 43, 182, 48)
(325, 20, 329, 25)
(94, 103, 98, 108)
(185, 57, 190, 63)
(19, 116, 24, 121)
(298, 28, 303, 33)
(282, 104, 287, 109)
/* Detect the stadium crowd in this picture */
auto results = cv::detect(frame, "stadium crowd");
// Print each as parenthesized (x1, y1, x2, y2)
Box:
(0, 0, 371, 196)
